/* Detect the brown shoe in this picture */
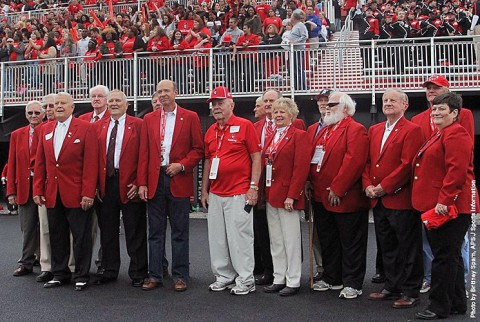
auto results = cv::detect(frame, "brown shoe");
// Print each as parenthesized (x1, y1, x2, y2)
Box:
(13, 265, 33, 277)
(142, 278, 160, 291)
(174, 279, 187, 292)
(392, 296, 420, 309)
(368, 289, 401, 301)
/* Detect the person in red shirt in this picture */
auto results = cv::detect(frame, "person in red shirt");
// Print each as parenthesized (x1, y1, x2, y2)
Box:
(201, 86, 261, 295)
(99, 27, 123, 90)
(24, 30, 43, 88)
(67, 0, 83, 17)
(255, 0, 271, 21)
(170, 29, 190, 94)
(262, 8, 283, 35)
(233, 22, 259, 92)
(83, 39, 102, 89)
(147, 26, 171, 88)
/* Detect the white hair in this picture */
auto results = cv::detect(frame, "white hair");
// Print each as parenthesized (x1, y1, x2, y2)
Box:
(25, 100, 44, 112)
(336, 92, 356, 116)
(89, 85, 110, 97)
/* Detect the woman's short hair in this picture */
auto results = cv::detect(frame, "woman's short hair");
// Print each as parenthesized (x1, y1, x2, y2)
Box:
(432, 92, 462, 113)
(271, 98, 299, 120)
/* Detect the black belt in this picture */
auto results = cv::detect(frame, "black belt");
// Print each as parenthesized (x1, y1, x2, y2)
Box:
(107, 169, 120, 177)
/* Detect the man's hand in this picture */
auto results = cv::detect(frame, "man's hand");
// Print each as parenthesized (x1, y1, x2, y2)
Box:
(327, 188, 341, 207)
(80, 196, 94, 211)
(8, 195, 17, 206)
(126, 184, 138, 200)
(200, 190, 209, 210)
(365, 185, 376, 199)
(246, 188, 258, 206)
(372, 184, 386, 198)
(284, 197, 294, 212)
(138, 185, 148, 202)
(166, 163, 183, 177)
(33, 195, 46, 206)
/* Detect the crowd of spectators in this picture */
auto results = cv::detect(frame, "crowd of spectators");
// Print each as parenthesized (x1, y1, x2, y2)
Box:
(0, 0, 477, 95)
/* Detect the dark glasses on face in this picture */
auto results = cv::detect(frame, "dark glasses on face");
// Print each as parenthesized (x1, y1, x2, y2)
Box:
(327, 102, 340, 107)
(27, 111, 41, 115)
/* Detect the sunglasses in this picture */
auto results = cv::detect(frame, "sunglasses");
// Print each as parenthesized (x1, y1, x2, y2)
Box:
(27, 111, 42, 115)
(327, 102, 340, 107)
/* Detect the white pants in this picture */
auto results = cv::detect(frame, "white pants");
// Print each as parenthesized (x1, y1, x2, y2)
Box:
(474, 25, 480, 67)
(207, 193, 254, 287)
(266, 203, 302, 287)
(38, 205, 75, 272)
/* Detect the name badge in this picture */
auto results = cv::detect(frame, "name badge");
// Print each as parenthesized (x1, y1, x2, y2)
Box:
(230, 126, 240, 133)
(311, 145, 325, 164)
(265, 163, 272, 187)
(209, 157, 220, 179)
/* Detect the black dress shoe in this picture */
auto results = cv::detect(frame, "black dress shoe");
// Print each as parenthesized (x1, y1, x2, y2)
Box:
(96, 267, 105, 276)
(415, 310, 439, 320)
(132, 279, 145, 287)
(36, 271, 54, 283)
(33, 260, 40, 267)
(74, 282, 88, 291)
(264, 284, 286, 293)
(255, 274, 274, 285)
(94, 276, 116, 285)
(371, 273, 386, 284)
(44, 279, 69, 288)
(279, 286, 299, 297)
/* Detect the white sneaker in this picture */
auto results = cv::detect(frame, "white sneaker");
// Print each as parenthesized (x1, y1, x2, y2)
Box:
(339, 287, 362, 299)
(230, 284, 255, 295)
(208, 280, 234, 292)
(313, 280, 343, 291)
(420, 281, 431, 294)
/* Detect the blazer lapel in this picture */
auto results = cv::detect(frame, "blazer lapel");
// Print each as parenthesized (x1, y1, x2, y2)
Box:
(378, 118, 404, 160)
(120, 116, 134, 161)
(99, 119, 109, 165)
(44, 121, 57, 160)
(321, 124, 347, 167)
(171, 107, 184, 150)
(275, 126, 295, 156)
(58, 120, 78, 160)
(417, 131, 441, 157)
(152, 110, 162, 155)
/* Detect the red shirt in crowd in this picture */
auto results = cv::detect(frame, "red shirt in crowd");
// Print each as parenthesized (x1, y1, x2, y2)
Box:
(67, 3, 83, 15)
(204, 115, 261, 197)
(255, 4, 270, 21)
(262, 16, 282, 33)
(147, 35, 171, 56)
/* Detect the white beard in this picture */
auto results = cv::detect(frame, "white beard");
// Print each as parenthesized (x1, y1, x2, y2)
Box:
(324, 109, 345, 125)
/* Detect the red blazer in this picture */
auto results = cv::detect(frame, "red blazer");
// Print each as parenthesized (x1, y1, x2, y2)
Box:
(411, 107, 475, 143)
(362, 117, 424, 210)
(7, 125, 34, 205)
(411, 122, 479, 214)
(137, 106, 204, 199)
(33, 118, 99, 208)
(95, 115, 143, 204)
(262, 126, 311, 210)
(78, 109, 111, 123)
(309, 118, 370, 213)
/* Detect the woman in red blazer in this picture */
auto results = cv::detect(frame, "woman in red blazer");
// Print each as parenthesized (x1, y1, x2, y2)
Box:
(412, 93, 479, 320)
(261, 98, 311, 297)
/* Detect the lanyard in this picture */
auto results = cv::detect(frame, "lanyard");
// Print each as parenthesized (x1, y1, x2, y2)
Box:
(316, 116, 350, 147)
(417, 130, 440, 158)
(160, 109, 166, 145)
(266, 125, 290, 162)
(429, 111, 437, 136)
(215, 125, 229, 156)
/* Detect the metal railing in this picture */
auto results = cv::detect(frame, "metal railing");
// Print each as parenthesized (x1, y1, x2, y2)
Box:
(1, 36, 479, 116)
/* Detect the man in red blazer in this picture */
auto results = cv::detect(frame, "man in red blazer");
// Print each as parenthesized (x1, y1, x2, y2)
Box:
(412, 74, 474, 141)
(94, 90, 147, 287)
(7, 100, 45, 277)
(309, 91, 370, 299)
(138, 80, 204, 292)
(363, 89, 424, 308)
(78, 84, 110, 274)
(33, 92, 99, 291)
(78, 85, 111, 123)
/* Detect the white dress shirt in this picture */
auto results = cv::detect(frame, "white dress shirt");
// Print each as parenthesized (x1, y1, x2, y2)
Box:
(273, 126, 288, 144)
(106, 114, 126, 170)
(162, 106, 177, 166)
(54, 115, 72, 160)
(380, 118, 401, 153)
(261, 118, 275, 147)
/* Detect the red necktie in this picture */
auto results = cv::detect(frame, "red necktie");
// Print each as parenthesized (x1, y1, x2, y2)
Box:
(93, 115, 100, 123)
(106, 121, 118, 177)
(265, 120, 275, 143)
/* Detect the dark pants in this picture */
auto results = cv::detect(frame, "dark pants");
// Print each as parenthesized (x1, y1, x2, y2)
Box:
(314, 201, 368, 290)
(253, 206, 273, 276)
(100, 174, 148, 281)
(293, 51, 307, 91)
(147, 171, 190, 283)
(47, 196, 93, 282)
(374, 235, 384, 276)
(426, 214, 470, 317)
(17, 184, 39, 270)
(373, 201, 423, 297)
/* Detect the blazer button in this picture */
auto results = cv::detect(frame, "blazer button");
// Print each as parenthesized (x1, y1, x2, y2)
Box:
(271, 179, 275, 182)
(54, 176, 58, 179)
(414, 176, 418, 180)
(56, 164, 59, 167)
(373, 176, 376, 180)
(272, 168, 275, 171)
(416, 163, 420, 167)
(376, 164, 379, 167)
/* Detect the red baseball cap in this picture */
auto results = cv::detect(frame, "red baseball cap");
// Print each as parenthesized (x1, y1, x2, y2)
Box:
(222, 34, 232, 43)
(422, 74, 449, 88)
(207, 86, 233, 103)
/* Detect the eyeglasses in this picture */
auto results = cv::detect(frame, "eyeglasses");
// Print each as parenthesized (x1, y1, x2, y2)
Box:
(27, 111, 42, 115)
(327, 102, 340, 107)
